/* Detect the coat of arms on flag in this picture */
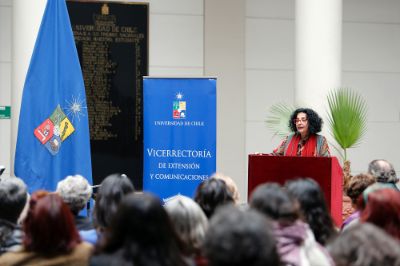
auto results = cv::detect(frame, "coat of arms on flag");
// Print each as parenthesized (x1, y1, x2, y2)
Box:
(34, 105, 75, 155)
(173, 92, 186, 119)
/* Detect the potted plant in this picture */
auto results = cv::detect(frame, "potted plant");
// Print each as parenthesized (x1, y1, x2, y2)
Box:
(326, 88, 368, 187)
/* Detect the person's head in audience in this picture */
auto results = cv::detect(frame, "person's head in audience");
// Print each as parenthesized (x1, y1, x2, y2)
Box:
(93, 173, 134, 231)
(164, 194, 208, 256)
(204, 205, 280, 266)
(194, 178, 234, 218)
(92, 193, 187, 266)
(329, 223, 400, 266)
(56, 174, 92, 216)
(250, 182, 298, 225)
(359, 187, 400, 240)
(23, 191, 81, 254)
(368, 159, 398, 184)
(285, 178, 337, 245)
(250, 183, 333, 266)
(0, 177, 27, 254)
(0, 177, 27, 224)
(211, 173, 240, 203)
(346, 173, 375, 208)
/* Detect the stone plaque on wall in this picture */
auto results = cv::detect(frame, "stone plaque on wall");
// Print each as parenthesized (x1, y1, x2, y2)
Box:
(67, 1, 148, 189)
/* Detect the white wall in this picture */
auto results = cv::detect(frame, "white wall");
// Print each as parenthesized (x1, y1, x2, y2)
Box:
(245, 0, 295, 157)
(204, 0, 246, 201)
(342, 0, 400, 173)
(136, 0, 204, 76)
(0, 0, 12, 178)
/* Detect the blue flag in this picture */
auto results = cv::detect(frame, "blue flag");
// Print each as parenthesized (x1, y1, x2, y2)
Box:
(14, 0, 92, 193)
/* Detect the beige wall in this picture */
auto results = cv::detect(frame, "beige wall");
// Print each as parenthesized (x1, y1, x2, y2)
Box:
(204, 0, 246, 200)
(342, 0, 400, 173)
(245, 0, 295, 159)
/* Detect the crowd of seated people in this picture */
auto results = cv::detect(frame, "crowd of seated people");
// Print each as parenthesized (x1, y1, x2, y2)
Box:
(0, 160, 399, 266)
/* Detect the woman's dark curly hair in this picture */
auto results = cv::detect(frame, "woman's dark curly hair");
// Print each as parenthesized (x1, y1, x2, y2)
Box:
(289, 108, 323, 134)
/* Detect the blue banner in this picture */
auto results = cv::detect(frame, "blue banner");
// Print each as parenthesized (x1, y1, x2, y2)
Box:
(143, 77, 216, 200)
(14, 0, 92, 193)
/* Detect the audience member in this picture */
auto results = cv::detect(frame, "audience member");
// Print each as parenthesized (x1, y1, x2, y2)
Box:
(211, 173, 240, 203)
(56, 174, 93, 230)
(359, 187, 400, 240)
(0, 177, 27, 254)
(285, 178, 337, 246)
(79, 174, 134, 245)
(329, 223, 400, 266)
(203, 205, 280, 266)
(194, 178, 234, 218)
(250, 183, 333, 266)
(0, 191, 92, 265)
(342, 173, 375, 230)
(164, 194, 208, 265)
(93, 173, 134, 231)
(90, 193, 188, 266)
(368, 159, 398, 187)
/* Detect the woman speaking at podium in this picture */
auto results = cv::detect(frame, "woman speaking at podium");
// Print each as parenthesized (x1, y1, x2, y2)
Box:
(272, 108, 330, 157)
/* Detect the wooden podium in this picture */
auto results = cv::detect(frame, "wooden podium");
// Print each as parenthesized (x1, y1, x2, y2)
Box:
(248, 155, 343, 226)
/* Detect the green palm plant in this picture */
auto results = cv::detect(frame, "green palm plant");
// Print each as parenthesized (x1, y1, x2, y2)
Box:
(326, 88, 368, 162)
(265, 103, 296, 138)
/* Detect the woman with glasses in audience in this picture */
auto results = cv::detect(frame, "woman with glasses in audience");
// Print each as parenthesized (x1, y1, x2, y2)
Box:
(272, 108, 330, 157)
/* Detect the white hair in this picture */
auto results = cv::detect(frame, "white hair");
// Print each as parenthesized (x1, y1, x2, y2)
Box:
(56, 175, 92, 214)
(164, 194, 208, 253)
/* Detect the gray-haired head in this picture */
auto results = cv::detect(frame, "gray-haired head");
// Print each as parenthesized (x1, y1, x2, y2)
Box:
(56, 175, 92, 215)
(368, 159, 398, 183)
(0, 177, 27, 223)
(329, 223, 400, 266)
(164, 194, 208, 254)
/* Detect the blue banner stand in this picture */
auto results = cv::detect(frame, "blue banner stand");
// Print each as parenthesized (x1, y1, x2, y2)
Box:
(143, 77, 216, 200)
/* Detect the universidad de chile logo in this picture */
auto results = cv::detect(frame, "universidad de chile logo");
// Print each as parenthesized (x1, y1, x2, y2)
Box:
(173, 92, 186, 119)
(33, 95, 86, 155)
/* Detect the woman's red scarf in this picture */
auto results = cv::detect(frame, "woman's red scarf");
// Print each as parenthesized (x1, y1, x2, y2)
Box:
(285, 134, 317, 156)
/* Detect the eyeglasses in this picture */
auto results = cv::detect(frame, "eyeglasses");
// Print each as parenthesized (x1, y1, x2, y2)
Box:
(293, 118, 308, 124)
